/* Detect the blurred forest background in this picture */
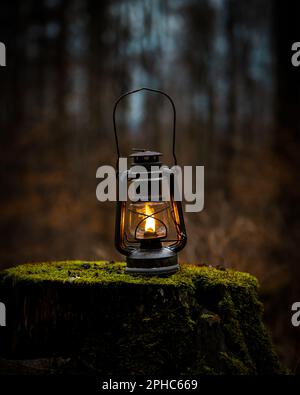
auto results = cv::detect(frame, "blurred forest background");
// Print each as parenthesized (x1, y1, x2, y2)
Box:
(0, 0, 299, 371)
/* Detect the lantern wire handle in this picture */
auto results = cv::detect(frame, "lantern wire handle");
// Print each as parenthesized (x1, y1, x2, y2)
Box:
(113, 87, 177, 165)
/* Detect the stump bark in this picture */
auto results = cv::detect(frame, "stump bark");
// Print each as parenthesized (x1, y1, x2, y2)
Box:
(0, 261, 284, 375)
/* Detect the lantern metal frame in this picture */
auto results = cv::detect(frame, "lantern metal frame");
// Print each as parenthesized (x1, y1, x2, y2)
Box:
(113, 88, 187, 275)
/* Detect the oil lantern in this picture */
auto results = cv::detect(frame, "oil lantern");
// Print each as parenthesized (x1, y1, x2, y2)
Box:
(114, 88, 187, 275)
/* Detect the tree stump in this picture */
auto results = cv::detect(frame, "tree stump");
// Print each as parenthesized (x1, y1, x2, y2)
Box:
(0, 261, 284, 375)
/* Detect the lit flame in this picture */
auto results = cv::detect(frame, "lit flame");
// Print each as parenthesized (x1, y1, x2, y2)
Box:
(145, 204, 155, 233)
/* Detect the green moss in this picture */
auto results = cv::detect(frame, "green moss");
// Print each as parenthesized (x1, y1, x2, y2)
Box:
(0, 260, 257, 289)
(0, 261, 285, 375)
(219, 352, 250, 375)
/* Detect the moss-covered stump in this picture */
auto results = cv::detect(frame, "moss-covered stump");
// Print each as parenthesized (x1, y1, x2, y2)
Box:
(0, 261, 284, 375)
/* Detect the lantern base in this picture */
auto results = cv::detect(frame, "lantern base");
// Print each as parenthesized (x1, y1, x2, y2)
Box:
(125, 247, 179, 276)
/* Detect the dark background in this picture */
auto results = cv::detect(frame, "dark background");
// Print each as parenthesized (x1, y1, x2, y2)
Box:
(0, 0, 299, 371)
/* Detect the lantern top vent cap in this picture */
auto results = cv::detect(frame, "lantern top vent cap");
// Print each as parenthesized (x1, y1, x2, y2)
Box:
(129, 149, 162, 166)
(129, 149, 162, 158)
